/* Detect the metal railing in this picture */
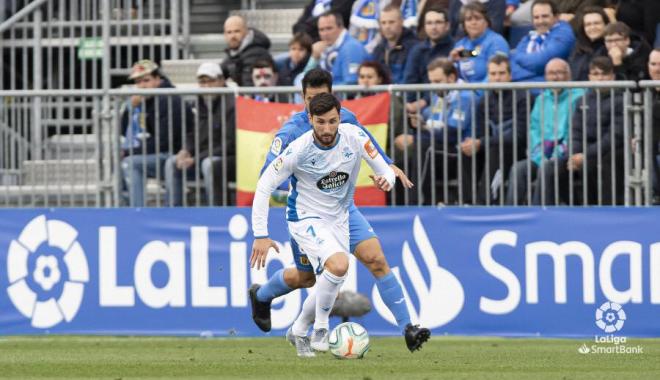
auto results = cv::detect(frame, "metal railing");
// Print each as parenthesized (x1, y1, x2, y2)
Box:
(1, 0, 189, 91)
(0, 81, 657, 207)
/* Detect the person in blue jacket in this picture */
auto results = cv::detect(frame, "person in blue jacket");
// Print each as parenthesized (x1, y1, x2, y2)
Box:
(371, 4, 419, 84)
(505, 58, 585, 205)
(249, 69, 431, 352)
(449, 1, 510, 83)
(510, 0, 576, 82)
(312, 11, 370, 85)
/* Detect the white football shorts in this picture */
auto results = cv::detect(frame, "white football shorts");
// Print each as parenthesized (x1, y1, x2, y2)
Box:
(287, 217, 349, 273)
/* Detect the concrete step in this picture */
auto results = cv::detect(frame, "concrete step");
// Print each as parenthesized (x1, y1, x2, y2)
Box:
(45, 134, 106, 160)
(23, 159, 100, 186)
(189, 33, 290, 60)
(230, 9, 303, 35)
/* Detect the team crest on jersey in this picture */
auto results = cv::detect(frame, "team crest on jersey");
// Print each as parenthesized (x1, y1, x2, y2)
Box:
(364, 140, 378, 159)
(270, 137, 282, 155)
(342, 146, 354, 159)
(317, 171, 349, 191)
(273, 157, 284, 172)
(300, 256, 310, 266)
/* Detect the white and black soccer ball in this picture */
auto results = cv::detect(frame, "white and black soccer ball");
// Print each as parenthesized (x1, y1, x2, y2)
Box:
(328, 322, 370, 359)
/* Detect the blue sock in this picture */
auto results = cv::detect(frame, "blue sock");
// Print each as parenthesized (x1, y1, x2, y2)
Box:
(256, 269, 293, 302)
(376, 272, 411, 334)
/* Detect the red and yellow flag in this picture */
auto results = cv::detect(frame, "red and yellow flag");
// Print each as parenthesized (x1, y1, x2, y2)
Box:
(236, 92, 391, 206)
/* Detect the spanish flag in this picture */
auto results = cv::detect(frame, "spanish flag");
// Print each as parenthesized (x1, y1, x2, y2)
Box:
(236, 92, 391, 206)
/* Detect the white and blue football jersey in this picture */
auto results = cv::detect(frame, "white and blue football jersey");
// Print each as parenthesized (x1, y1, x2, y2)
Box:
(252, 123, 395, 238)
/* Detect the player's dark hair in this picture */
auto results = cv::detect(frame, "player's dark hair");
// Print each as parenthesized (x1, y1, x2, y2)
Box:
(302, 68, 333, 95)
(308, 93, 340, 116)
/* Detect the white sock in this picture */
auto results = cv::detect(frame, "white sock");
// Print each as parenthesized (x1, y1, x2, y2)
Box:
(313, 270, 345, 331)
(292, 290, 316, 337)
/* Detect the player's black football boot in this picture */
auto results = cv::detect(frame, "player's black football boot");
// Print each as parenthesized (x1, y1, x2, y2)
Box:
(249, 284, 272, 332)
(404, 323, 431, 352)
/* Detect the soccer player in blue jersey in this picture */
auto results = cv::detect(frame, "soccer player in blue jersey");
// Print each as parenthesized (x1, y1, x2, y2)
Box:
(249, 68, 431, 352)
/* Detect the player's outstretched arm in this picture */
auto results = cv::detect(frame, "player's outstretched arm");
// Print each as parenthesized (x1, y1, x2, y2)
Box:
(250, 238, 280, 269)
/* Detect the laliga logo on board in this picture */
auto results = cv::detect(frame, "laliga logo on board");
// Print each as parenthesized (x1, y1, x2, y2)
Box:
(595, 301, 626, 333)
(6, 215, 89, 328)
(372, 216, 465, 328)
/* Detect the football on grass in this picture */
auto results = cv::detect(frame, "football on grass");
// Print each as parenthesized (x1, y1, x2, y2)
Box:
(328, 322, 370, 359)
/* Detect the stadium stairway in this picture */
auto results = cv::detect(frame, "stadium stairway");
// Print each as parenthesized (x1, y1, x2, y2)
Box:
(0, 133, 114, 207)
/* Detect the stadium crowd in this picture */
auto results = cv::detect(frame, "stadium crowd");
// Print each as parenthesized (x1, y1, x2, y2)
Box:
(118, 0, 660, 207)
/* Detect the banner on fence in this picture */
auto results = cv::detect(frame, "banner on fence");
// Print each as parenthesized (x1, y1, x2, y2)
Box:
(1, 208, 659, 337)
(235, 93, 390, 206)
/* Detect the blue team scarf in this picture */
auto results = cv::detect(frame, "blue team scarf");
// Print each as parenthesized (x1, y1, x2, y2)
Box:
(312, 0, 332, 17)
(400, 0, 417, 27)
(123, 105, 142, 149)
(350, 0, 379, 46)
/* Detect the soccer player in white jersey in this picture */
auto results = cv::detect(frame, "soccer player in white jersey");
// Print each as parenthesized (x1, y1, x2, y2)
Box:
(251, 93, 395, 357)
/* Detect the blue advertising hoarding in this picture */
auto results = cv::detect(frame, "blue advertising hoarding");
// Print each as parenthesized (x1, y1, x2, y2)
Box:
(1, 207, 658, 337)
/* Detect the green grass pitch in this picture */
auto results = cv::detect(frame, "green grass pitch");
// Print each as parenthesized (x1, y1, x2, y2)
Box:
(1, 336, 659, 379)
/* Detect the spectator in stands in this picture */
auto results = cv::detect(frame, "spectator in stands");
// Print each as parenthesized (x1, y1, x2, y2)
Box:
(505, 58, 585, 205)
(460, 55, 531, 205)
(510, 0, 576, 82)
(569, 6, 610, 81)
(356, 61, 405, 140)
(403, 7, 453, 109)
(603, 22, 651, 82)
(449, 2, 509, 84)
(395, 58, 477, 204)
(371, 4, 418, 84)
(120, 59, 188, 207)
(357, 60, 391, 89)
(416, 0, 451, 38)
(251, 59, 282, 102)
(221, 15, 273, 87)
(311, 11, 370, 85)
(164, 62, 235, 207)
(536, 56, 624, 205)
(278, 33, 313, 86)
(448, 0, 506, 39)
(293, 0, 354, 41)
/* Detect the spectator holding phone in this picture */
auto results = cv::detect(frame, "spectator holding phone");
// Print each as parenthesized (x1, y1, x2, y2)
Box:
(449, 2, 509, 83)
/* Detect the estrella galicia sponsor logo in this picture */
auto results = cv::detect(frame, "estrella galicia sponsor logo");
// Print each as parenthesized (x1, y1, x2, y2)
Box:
(317, 171, 349, 191)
